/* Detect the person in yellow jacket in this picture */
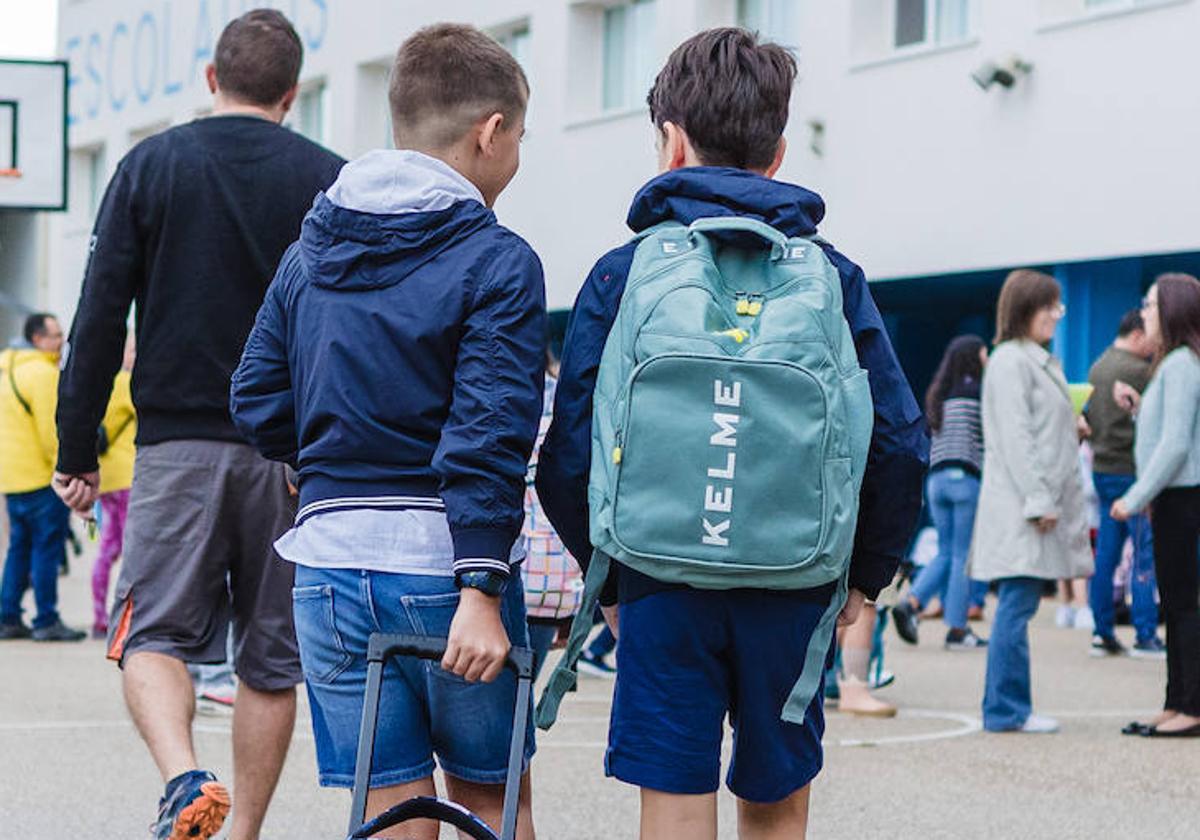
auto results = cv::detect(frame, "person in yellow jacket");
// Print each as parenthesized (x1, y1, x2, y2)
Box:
(92, 338, 136, 638)
(0, 314, 84, 641)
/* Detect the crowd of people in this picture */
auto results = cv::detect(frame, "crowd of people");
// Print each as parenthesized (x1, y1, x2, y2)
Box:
(0, 8, 1196, 840)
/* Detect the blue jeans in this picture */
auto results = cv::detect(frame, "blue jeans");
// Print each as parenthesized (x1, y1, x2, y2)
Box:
(527, 621, 558, 682)
(292, 566, 535, 788)
(982, 577, 1044, 731)
(0, 486, 69, 629)
(913, 469, 982, 629)
(1089, 471, 1158, 642)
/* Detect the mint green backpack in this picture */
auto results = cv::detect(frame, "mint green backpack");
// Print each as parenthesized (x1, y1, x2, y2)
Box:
(536, 217, 873, 729)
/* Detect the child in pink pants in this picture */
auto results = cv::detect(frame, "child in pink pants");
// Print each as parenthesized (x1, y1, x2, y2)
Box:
(92, 489, 130, 636)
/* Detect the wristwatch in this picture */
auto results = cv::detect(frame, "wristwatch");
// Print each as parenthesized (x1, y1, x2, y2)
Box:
(455, 570, 509, 597)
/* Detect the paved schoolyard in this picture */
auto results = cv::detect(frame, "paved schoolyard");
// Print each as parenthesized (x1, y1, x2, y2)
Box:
(1, 548, 1194, 839)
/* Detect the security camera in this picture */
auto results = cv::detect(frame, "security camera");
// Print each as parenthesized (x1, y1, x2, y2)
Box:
(972, 57, 1033, 91)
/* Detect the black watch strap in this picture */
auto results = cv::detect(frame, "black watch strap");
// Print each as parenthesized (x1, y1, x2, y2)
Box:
(455, 570, 509, 597)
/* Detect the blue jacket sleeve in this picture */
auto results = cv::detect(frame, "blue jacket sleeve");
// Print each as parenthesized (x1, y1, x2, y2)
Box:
(433, 239, 547, 576)
(230, 245, 299, 465)
(822, 243, 930, 599)
(535, 245, 635, 604)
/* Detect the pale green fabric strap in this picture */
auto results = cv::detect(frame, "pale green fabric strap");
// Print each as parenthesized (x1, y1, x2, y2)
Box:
(535, 549, 611, 730)
(781, 570, 849, 724)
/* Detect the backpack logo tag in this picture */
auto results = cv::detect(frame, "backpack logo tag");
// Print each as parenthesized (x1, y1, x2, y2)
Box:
(702, 378, 742, 548)
(787, 245, 806, 260)
(662, 241, 680, 254)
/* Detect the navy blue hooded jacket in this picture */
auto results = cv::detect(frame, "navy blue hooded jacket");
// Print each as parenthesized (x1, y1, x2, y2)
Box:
(535, 167, 929, 602)
(231, 151, 547, 575)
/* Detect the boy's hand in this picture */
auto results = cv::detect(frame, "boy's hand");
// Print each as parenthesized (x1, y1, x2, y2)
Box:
(443, 588, 511, 683)
(837, 589, 867, 627)
(53, 471, 100, 514)
(600, 604, 620, 640)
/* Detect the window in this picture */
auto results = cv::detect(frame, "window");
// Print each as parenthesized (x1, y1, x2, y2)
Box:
(495, 23, 532, 69)
(602, 1, 657, 111)
(737, 0, 798, 46)
(894, 0, 972, 49)
(86, 146, 105, 217)
(295, 82, 330, 146)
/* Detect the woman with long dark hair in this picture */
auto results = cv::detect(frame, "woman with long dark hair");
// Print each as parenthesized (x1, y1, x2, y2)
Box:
(1113, 273, 1200, 738)
(893, 336, 988, 650)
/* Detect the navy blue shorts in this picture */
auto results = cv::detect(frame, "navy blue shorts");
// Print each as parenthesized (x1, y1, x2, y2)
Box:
(606, 587, 832, 803)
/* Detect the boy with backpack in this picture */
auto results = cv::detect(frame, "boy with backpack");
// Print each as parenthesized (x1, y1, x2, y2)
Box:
(230, 24, 545, 838)
(535, 28, 928, 838)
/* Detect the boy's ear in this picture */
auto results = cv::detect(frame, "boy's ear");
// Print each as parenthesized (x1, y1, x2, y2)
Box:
(659, 122, 691, 172)
(205, 63, 219, 95)
(764, 137, 787, 179)
(477, 112, 507, 157)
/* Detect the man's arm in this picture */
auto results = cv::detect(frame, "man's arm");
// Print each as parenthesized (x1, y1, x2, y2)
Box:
(56, 165, 142, 478)
(821, 245, 930, 600)
(230, 247, 300, 464)
(535, 246, 635, 605)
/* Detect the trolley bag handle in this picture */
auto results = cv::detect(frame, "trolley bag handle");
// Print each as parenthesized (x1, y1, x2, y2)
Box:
(347, 633, 534, 840)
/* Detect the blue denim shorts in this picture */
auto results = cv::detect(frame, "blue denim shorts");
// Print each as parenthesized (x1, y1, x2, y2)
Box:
(607, 586, 833, 803)
(292, 565, 535, 788)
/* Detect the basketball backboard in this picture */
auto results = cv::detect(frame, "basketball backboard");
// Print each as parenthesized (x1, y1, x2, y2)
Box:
(0, 59, 67, 211)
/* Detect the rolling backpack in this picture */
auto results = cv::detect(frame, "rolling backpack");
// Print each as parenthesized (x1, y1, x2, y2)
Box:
(536, 216, 874, 728)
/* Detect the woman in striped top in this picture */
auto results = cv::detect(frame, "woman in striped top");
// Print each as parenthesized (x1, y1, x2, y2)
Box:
(894, 335, 989, 650)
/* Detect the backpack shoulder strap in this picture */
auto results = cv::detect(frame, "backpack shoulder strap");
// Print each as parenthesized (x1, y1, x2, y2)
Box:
(8, 361, 32, 416)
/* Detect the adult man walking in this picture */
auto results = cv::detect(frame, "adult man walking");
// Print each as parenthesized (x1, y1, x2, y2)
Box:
(52, 10, 344, 839)
(1084, 309, 1165, 658)
(0, 313, 83, 642)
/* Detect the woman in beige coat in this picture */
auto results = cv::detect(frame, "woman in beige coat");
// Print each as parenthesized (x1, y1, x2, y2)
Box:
(970, 270, 1093, 733)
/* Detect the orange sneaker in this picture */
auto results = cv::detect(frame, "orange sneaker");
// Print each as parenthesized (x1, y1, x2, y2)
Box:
(153, 771, 230, 840)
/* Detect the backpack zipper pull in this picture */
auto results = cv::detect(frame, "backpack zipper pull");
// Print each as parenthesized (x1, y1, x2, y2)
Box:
(735, 292, 751, 316)
(612, 430, 623, 464)
(745, 294, 765, 317)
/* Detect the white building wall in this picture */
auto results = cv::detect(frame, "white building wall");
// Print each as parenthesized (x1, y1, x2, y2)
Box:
(43, 0, 1200, 319)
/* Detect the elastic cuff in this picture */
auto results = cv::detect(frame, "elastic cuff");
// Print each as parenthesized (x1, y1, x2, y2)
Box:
(451, 558, 513, 577)
(1021, 494, 1056, 520)
(449, 525, 517, 565)
(56, 442, 99, 476)
(848, 552, 898, 601)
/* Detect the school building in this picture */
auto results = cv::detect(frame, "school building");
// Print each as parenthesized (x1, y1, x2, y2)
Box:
(5, 0, 1200, 392)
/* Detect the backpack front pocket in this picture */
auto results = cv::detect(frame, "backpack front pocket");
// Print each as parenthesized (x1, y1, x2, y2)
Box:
(610, 354, 832, 578)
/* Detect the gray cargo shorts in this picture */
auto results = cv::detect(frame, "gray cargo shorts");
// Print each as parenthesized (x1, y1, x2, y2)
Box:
(106, 440, 300, 691)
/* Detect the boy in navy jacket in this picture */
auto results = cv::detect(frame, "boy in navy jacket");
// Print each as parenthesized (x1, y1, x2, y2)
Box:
(536, 29, 928, 837)
(231, 25, 544, 836)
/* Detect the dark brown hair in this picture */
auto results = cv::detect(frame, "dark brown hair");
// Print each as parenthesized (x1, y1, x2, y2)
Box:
(647, 28, 796, 170)
(1151, 273, 1200, 366)
(994, 269, 1061, 345)
(214, 9, 303, 107)
(389, 24, 528, 149)
(925, 334, 985, 432)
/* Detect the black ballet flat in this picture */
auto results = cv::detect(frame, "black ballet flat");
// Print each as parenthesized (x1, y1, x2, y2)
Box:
(1121, 721, 1151, 736)
(1142, 722, 1200, 738)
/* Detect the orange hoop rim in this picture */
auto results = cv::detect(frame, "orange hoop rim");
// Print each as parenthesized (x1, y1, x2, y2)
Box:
(0, 168, 21, 178)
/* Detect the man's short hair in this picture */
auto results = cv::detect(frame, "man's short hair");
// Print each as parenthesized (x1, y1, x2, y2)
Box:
(214, 9, 303, 107)
(1117, 309, 1144, 338)
(23, 313, 55, 345)
(388, 24, 528, 150)
(648, 28, 797, 170)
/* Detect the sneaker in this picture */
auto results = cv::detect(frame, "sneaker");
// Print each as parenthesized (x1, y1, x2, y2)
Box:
(152, 770, 230, 840)
(967, 604, 986, 622)
(196, 689, 235, 716)
(1055, 605, 1076, 628)
(1073, 606, 1095, 632)
(945, 628, 988, 650)
(31, 621, 86, 642)
(891, 600, 920, 645)
(1131, 637, 1167, 659)
(1090, 635, 1127, 657)
(91, 624, 108, 640)
(0, 622, 32, 640)
(1019, 714, 1060, 734)
(577, 651, 617, 678)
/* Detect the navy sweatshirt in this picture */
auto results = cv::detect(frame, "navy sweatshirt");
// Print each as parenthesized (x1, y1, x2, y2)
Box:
(535, 167, 930, 603)
(56, 115, 344, 475)
(231, 151, 547, 573)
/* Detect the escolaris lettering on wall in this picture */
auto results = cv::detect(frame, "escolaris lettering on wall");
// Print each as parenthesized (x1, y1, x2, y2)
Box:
(62, 0, 329, 126)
